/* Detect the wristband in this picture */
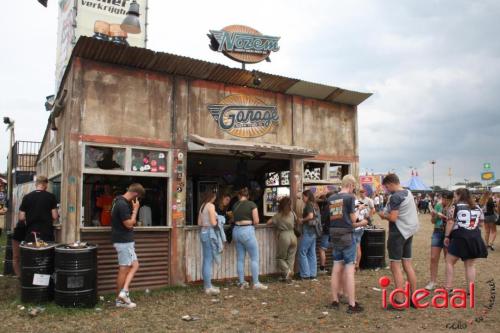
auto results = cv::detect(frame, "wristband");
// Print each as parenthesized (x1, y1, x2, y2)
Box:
(445, 235, 450, 238)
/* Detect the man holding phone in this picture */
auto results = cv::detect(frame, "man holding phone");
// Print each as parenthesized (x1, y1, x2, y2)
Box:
(111, 183, 145, 309)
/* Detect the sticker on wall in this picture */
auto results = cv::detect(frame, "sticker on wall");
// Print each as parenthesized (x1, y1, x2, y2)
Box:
(208, 94, 279, 138)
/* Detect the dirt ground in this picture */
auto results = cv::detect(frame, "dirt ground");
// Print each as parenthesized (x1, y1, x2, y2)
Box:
(0, 214, 498, 333)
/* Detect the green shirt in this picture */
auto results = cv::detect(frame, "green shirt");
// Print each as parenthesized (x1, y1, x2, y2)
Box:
(232, 200, 258, 222)
(434, 202, 443, 230)
(271, 212, 295, 232)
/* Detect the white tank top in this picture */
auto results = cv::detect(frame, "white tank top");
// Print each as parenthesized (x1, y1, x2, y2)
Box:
(200, 203, 212, 231)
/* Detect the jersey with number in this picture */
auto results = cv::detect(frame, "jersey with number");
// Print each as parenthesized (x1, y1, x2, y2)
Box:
(451, 203, 484, 231)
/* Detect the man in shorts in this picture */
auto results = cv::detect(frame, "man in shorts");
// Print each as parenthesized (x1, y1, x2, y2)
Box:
(327, 175, 364, 313)
(378, 174, 419, 310)
(112, 183, 145, 309)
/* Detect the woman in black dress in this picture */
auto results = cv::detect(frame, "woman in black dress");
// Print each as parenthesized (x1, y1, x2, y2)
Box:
(444, 188, 488, 292)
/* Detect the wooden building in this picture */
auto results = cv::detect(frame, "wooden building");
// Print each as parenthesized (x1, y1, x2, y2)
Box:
(36, 36, 371, 292)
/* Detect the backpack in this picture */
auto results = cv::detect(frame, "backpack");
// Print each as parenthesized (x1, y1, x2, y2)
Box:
(311, 206, 323, 237)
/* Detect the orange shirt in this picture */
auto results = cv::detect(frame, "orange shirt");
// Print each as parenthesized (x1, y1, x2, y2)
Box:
(96, 195, 114, 226)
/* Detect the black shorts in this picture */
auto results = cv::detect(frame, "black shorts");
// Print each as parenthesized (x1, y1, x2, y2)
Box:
(12, 222, 27, 242)
(387, 228, 413, 261)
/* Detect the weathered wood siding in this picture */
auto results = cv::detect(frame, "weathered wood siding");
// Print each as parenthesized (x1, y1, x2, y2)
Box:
(81, 230, 171, 293)
(184, 226, 278, 282)
(79, 61, 172, 142)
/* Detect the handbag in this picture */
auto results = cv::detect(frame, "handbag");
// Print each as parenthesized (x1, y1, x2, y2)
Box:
(329, 227, 353, 248)
(225, 202, 243, 243)
(292, 211, 302, 238)
(310, 206, 323, 237)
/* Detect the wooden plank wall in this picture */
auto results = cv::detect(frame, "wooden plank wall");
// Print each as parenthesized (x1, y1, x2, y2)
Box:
(81, 230, 170, 293)
(184, 226, 278, 282)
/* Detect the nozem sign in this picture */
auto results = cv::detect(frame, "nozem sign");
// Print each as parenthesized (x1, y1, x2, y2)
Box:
(208, 25, 280, 64)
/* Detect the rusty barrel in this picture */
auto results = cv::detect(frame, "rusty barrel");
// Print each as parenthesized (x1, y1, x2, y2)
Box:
(3, 231, 14, 275)
(20, 243, 56, 303)
(54, 244, 98, 308)
(360, 228, 386, 269)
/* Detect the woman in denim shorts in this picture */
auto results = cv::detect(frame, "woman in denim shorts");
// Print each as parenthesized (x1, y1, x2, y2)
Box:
(425, 192, 453, 290)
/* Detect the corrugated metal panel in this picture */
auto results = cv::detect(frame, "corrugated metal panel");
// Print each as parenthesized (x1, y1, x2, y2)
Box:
(81, 231, 170, 293)
(185, 226, 279, 282)
(330, 90, 373, 106)
(69, 37, 371, 106)
(285, 81, 336, 100)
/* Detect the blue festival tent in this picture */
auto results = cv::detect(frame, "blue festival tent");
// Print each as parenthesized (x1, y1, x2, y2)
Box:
(402, 172, 431, 191)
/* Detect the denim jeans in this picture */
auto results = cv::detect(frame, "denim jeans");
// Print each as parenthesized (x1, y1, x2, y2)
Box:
(298, 228, 317, 278)
(233, 225, 260, 284)
(200, 231, 213, 289)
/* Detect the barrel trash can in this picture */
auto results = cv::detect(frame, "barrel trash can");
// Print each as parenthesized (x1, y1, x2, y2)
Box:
(360, 228, 386, 269)
(20, 243, 56, 303)
(3, 231, 14, 275)
(54, 243, 97, 308)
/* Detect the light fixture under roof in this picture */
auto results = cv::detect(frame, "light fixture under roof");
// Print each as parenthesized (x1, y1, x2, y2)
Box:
(120, 0, 141, 34)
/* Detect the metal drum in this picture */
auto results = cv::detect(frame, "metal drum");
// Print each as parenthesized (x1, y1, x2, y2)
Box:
(3, 231, 14, 275)
(360, 228, 386, 269)
(54, 244, 97, 308)
(20, 243, 56, 303)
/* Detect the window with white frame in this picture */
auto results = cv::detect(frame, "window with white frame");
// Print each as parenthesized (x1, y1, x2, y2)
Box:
(303, 161, 350, 184)
(82, 143, 170, 228)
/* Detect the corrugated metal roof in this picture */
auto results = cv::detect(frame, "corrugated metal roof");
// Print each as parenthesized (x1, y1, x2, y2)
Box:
(67, 36, 371, 106)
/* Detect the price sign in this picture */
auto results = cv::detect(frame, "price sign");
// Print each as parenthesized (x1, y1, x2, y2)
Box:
(33, 273, 51, 286)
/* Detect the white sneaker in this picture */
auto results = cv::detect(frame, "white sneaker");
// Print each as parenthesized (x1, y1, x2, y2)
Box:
(253, 283, 268, 290)
(238, 281, 250, 290)
(115, 299, 137, 309)
(118, 289, 135, 305)
(425, 282, 436, 291)
(204, 287, 220, 296)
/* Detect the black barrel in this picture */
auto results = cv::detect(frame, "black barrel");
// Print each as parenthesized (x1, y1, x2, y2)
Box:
(3, 231, 14, 275)
(54, 244, 97, 308)
(20, 244, 56, 303)
(360, 228, 386, 269)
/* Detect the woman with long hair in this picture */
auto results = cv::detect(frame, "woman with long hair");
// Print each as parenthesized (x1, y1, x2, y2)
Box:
(444, 188, 488, 293)
(480, 191, 497, 251)
(425, 191, 453, 290)
(298, 190, 318, 280)
(267, 196, 297, 283)
(197, 190, 219, 295)
(232, 187, 267, 290)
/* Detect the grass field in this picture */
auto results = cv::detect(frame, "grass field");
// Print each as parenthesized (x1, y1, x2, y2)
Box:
(0, 215, 498, 332)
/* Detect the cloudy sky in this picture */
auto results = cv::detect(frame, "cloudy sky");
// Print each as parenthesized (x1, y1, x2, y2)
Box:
(1, 0, 499, 187)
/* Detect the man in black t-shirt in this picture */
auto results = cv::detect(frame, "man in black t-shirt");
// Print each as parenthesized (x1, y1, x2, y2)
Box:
(18, 176, 58, 242)
(111, 183, 145, 309)
(327, 175, 365, 314)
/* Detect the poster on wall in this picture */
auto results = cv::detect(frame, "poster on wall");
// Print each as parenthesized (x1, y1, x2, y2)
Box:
(55, 0, 148, 90)
(359, 175, 383, 197)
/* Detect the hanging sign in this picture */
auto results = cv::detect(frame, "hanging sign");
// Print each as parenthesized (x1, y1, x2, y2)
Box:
(208, 25, 280, 64)
(481, 171, 495, 181)
(208, 94, 279, 138)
